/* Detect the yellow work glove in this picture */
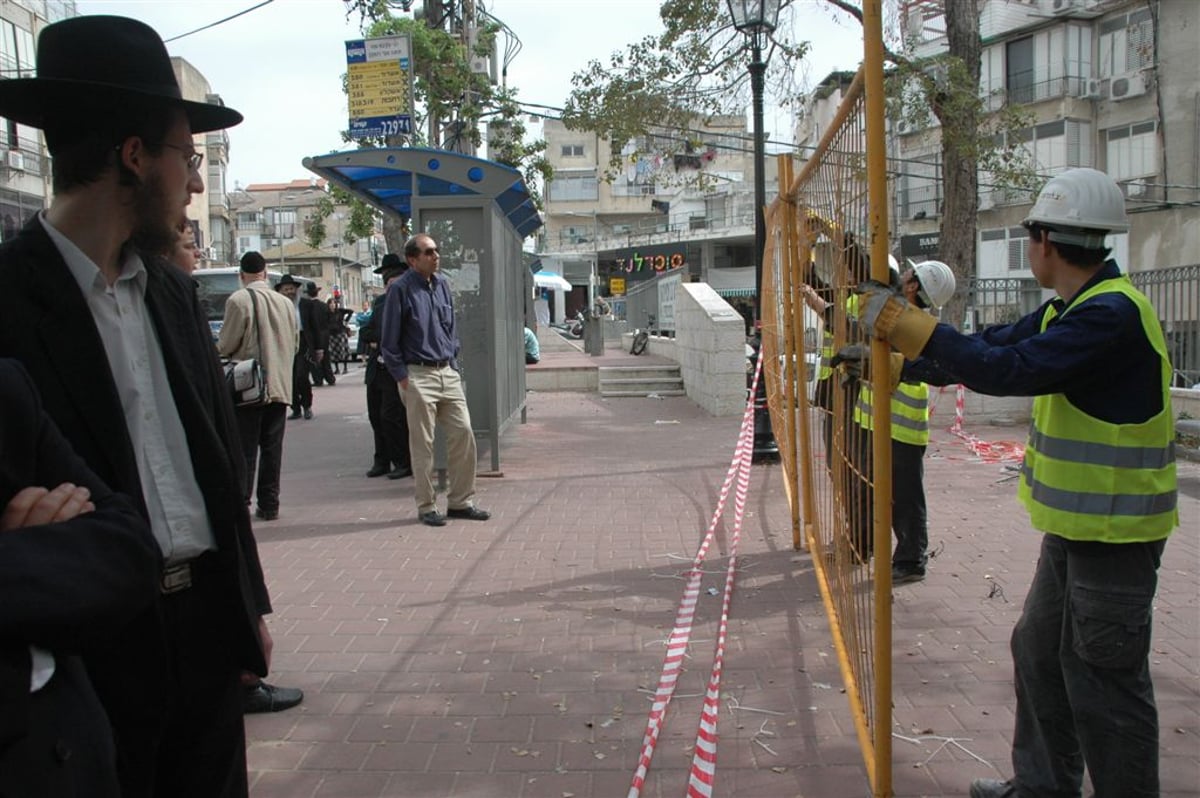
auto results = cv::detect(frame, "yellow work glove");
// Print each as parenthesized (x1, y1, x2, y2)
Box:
(831, 345, 906, 390)
(855, 282, 937, 359)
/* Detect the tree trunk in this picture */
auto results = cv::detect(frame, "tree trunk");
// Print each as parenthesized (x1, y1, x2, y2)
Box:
(937, 0, 981, 331)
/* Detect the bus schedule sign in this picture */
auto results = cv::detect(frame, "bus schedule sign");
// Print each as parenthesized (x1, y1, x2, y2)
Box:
(346, 35, 414, 139)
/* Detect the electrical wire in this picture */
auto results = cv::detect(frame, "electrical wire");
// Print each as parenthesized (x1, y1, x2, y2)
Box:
(162, 0, 275, 43)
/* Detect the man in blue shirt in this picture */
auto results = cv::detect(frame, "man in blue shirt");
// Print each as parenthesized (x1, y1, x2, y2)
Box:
(380, 234, 490, 527)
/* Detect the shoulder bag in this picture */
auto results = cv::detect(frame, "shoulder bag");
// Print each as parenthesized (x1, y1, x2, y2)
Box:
(223, 289, 270, 407)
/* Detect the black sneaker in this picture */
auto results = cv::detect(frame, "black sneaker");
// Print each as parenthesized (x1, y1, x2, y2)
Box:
(969, 779, 1017, 798)
(447, 506, 490, 521)
(891, 565, 926, 584)
(254, 508, 278, 521)
(243, 681, 303, 714)
(303, 407, 313, 420)
(366, 463, 389, 478)
(387, 465, 413, 480)
(419, 510, 447, 527)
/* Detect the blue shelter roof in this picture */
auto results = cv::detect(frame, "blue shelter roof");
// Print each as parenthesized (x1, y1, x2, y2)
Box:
(302, 148, 542, 239)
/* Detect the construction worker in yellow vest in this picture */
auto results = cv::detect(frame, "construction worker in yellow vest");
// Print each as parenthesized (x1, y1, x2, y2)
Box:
(855, 168, 1177, 798)
(837, 259, 955, 576)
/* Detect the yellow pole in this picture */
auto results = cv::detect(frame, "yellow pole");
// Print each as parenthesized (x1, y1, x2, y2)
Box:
(862, 2, 893, 796)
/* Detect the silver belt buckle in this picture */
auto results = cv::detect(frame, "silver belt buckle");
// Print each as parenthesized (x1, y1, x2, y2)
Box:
(161, 562, 193, 594)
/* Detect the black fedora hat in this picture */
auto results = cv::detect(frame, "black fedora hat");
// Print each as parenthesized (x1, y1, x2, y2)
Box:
(275, 274, 303, 289)
(0, 16, 242, 133)
(374, 252, 406, 278)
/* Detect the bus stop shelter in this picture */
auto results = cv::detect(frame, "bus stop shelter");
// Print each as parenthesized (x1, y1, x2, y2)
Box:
(303, 148, 541, 471)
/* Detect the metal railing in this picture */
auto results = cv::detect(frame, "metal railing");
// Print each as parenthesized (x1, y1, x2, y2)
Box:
(964, 268, 1200, 387)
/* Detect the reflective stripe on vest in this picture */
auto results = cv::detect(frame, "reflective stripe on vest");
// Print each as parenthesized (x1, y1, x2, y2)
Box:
(818, 329, 834, 382)
(854, 381, 930, 446)
(1017, 275, 1177, 542)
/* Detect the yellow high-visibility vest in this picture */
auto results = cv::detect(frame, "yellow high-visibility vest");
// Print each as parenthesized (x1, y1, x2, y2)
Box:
(1018, 276, 1177, 542)
(854, 380, 930, 446)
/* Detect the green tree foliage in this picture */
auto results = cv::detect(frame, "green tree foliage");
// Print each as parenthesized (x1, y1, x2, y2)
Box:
(317, 2, 549, 254)
(563, 0, 807, 176)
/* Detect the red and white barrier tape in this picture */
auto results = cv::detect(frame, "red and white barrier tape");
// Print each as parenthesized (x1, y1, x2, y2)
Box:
(627, 355, 760, 798)
(946, 384, 1025, 463)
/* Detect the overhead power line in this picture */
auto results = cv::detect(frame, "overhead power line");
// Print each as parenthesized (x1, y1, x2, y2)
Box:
(163, 0, 275, 43)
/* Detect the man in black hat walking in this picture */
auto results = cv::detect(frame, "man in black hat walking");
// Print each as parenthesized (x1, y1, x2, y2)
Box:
(275, 274, 315, 419)
(0, 16, 275, 798)
(360, 253, 412, 479)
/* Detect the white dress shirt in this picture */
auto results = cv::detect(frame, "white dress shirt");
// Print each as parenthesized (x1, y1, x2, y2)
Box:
(41, 213, 216, 563)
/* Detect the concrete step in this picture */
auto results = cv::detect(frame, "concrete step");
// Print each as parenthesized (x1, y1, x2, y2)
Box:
(600, 380, 685, 394)
(600, 389, 688, 398)
(598, 365, 682, 380)
(598, 364, 684, 398)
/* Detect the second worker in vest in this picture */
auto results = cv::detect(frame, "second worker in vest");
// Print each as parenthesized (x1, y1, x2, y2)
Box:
(856, 167, 1177, 798)
(834, 259, 955, 582)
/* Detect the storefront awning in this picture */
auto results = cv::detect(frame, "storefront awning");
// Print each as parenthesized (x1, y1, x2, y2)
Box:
(705, 266, 757, 298)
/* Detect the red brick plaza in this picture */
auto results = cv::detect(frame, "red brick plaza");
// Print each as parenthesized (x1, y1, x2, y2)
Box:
(246, 367, 1200, 798)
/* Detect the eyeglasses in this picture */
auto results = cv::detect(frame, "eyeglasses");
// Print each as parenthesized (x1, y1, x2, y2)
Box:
(162, 142, 204, 171)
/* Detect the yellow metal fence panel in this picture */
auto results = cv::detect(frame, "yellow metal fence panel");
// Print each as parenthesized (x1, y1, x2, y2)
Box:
(761, 13, 896, 789)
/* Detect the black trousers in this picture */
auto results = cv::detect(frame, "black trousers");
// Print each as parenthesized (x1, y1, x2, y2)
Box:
(235, 402, 288, 515)
(851, 432, 927, 566)
(291, 349, 312, 412)
(119, 568, 246, 798)
(366, 368, 410, 469)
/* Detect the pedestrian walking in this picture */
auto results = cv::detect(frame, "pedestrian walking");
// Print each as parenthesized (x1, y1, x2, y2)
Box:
(858, 167, 1178, 798)
(277, 275, 314, 420)
(381, 234, 490, 527)
(0, 15, 277, 797)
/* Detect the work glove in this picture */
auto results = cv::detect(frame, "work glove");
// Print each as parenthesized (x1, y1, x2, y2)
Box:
(855, 281, 937, 360)
(831, 344, 905, 390)
(830, 344, 867, 385)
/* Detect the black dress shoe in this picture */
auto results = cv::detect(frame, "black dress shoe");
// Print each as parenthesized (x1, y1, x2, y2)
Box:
(419, 510, 447, 527)
(447, 506, 490, 521)
(969, 780, 1017, 798)
(243, 681, 304, 714)
(387, 465, 413, 480)
(366, 463, 389, 478)
(287, 410, 302, 420)
(303, 408, 313, 420)
(254, 508, 278, 521)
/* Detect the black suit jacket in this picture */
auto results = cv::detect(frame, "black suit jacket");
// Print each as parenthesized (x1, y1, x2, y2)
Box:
(360, 292, 394, 385)
(300, 296, 330, 352)
(0, 219, 271, 748)
(0, 359, 159, 798)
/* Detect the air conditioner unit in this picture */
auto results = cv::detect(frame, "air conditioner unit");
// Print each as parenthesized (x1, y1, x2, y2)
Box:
(896, 120, 914, 135)
(979, 192, 996, 211)
(1082, 78, 1107, 99)
(1110, 73, 1148, 101)
(1125, 179, 1147, 197)
(5, 150, 24, 171)
(1048, 0, 1077, 15)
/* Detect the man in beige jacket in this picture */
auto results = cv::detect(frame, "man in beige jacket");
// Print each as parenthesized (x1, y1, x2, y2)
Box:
(218, 251, 299, 522)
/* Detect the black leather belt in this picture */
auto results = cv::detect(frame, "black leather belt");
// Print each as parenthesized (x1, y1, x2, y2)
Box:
(160, 552, 219, 595)
(408, 360, 450, 368)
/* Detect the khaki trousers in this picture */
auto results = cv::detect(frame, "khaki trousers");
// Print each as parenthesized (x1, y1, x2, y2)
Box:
(400, 365, 477, 515)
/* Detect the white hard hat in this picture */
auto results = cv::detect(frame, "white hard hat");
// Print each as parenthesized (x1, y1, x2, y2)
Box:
(912, 259, 956, 309)
(1023, 167, 1128, 248)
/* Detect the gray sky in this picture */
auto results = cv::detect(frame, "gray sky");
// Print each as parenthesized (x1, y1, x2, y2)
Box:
(78, 0, 862, 189)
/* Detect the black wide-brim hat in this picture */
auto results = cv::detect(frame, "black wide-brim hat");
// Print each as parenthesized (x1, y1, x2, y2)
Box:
(0, 15, 242, 133)
(276, 274, 304, 289)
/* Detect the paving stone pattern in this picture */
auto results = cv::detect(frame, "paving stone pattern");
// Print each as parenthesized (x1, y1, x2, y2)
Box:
(247, 368, 1200, 798)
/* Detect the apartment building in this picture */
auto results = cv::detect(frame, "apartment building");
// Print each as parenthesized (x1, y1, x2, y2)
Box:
(0, 0, 75, 241)
(893, 0, 1199, 275)
(228, 178, 383, 309)
(171, 56, 237, 267)
(539, 116, 780, 324)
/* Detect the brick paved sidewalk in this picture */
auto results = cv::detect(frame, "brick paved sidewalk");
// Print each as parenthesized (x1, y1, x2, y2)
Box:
(246, 372, 1200, 797)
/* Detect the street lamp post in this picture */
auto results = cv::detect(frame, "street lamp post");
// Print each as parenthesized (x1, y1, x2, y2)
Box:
(727, 0, 781, 462)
